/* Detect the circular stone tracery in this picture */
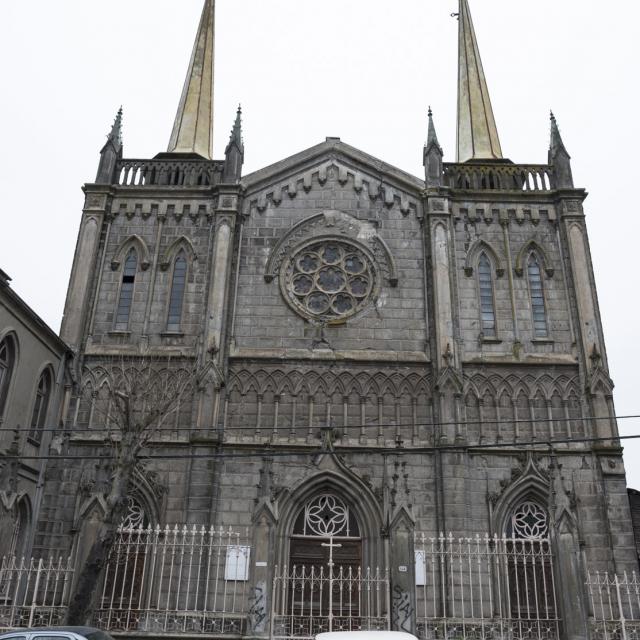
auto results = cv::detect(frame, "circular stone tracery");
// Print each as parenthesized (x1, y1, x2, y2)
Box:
(282, 240, 377, 322)
(510, 501, 549, 540)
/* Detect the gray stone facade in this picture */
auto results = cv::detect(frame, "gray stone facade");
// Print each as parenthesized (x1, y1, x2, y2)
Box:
(16, 0, 639, 637)
(31, 131, 638, 630)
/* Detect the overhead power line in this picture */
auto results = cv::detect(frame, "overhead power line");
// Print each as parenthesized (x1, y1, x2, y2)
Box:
(14, 412, 640, 435)
(2, 431, 638, 462)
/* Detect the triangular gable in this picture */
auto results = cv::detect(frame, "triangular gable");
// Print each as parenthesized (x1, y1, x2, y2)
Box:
(242, 138, 425, 214)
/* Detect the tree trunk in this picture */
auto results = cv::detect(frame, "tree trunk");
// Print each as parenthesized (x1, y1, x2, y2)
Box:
(66, 459, 135, 625)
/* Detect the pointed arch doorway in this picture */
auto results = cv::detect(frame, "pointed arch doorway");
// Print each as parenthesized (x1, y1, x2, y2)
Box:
(289, 493, 362, 573)
(273, 492, 389, 639)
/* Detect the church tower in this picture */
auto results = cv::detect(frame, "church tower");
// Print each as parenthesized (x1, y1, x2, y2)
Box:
(33, 1, 637, 638)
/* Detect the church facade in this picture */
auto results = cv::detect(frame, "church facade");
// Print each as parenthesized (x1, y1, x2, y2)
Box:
(11, 1, 639, 639)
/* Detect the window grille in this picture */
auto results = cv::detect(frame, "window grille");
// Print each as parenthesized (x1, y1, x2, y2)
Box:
(167, 251, 187, 331)
(115, 249, 137, 330)
(28, 369, 51, 443)
(478, 253, 496, 337)
(527, 254, 548, 337)
(506, 501, 555, 622)
(101, 497, 149, 610)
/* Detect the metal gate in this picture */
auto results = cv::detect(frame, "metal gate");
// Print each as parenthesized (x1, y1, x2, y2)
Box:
(271, 560, 390, 639)
(0, 556, 73, 631)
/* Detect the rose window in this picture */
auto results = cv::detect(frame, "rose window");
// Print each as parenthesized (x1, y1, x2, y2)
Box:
(282, 240, 377, 322)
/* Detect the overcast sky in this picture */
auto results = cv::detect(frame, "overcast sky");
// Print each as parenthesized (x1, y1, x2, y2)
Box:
(2, 0, 639, 486)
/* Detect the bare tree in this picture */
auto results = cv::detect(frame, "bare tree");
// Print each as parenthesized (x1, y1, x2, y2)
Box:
(66, 359, 196, 625)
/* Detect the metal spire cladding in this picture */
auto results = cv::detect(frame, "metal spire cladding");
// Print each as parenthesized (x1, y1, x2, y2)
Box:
(456, 0, 503, 163)
(167, 0, 215, 159)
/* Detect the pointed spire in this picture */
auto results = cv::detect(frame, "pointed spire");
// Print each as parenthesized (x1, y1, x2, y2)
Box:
(424, 107, 444, 187)
(168, 0, 215, 159)
(550, 111, 570, 157)
(222, 105, 244, 183)
(226, 104, 244, 154)
(96, 107, 124, 184)
(426, 107, 443, 156)
(108, 106, 123, 150)
(549, 111, 573, 188)
(457, 0, 503, 163)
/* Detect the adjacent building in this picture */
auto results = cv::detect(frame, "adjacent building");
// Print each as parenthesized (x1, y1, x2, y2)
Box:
(0, 269, 71, 559)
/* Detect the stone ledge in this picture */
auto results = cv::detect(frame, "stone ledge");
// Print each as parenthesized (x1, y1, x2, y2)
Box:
(229, 346, 429, 363)
(464, 353, 577, 366)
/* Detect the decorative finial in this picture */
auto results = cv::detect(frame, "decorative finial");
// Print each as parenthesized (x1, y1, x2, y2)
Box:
(425, 106, 442, 152)
(223, 103, 245, 183)
(228, 103, 243, 148)
(107, 106, 123, 147)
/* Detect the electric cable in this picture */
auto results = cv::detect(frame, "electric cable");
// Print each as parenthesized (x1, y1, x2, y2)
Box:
(2, 430, 639, 461)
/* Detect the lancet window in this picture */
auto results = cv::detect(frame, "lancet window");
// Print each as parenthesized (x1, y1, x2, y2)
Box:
(477, 252, 496, 337)
(527, 254, 548, 338)
(28, 369, 52, 443)
(115, 249, 138, 330)
(9, 498, 30, 558)
(167, 251, 187, 331)
(0, 337, 16, 419)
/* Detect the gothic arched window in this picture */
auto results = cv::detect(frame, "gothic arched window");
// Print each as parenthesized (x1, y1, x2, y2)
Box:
(9, 498, 30, 558)
(505, 500, 557, 624)
(0, 336, 16, 419)
(28, 369, 52, 443)
(101, 496, 150, 612)
(115, 249, 138, 331)
(478, 252, 496, 337)
(167, 251, 187, 331)
(527, 254, 548, 338)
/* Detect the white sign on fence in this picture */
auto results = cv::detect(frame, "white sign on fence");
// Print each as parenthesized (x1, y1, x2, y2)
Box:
(415, 549, 426, 586)
(225, 545, 251, 581)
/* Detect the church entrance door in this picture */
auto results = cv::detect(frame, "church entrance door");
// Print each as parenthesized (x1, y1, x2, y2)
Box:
(271, 493, 389, 639)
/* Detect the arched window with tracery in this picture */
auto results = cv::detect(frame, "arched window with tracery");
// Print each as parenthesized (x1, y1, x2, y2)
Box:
(115, 249, 138, 331)
(527, 254, 548, 338)
(477, 252, 497, 338)
(9, 498, 30, 558)
(505, 500, 558, 627)
(28, 369, 52, 443)
(101, 496, 150, 612)
(0, 336, 16, 420)
(167, 250, 187, 331)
